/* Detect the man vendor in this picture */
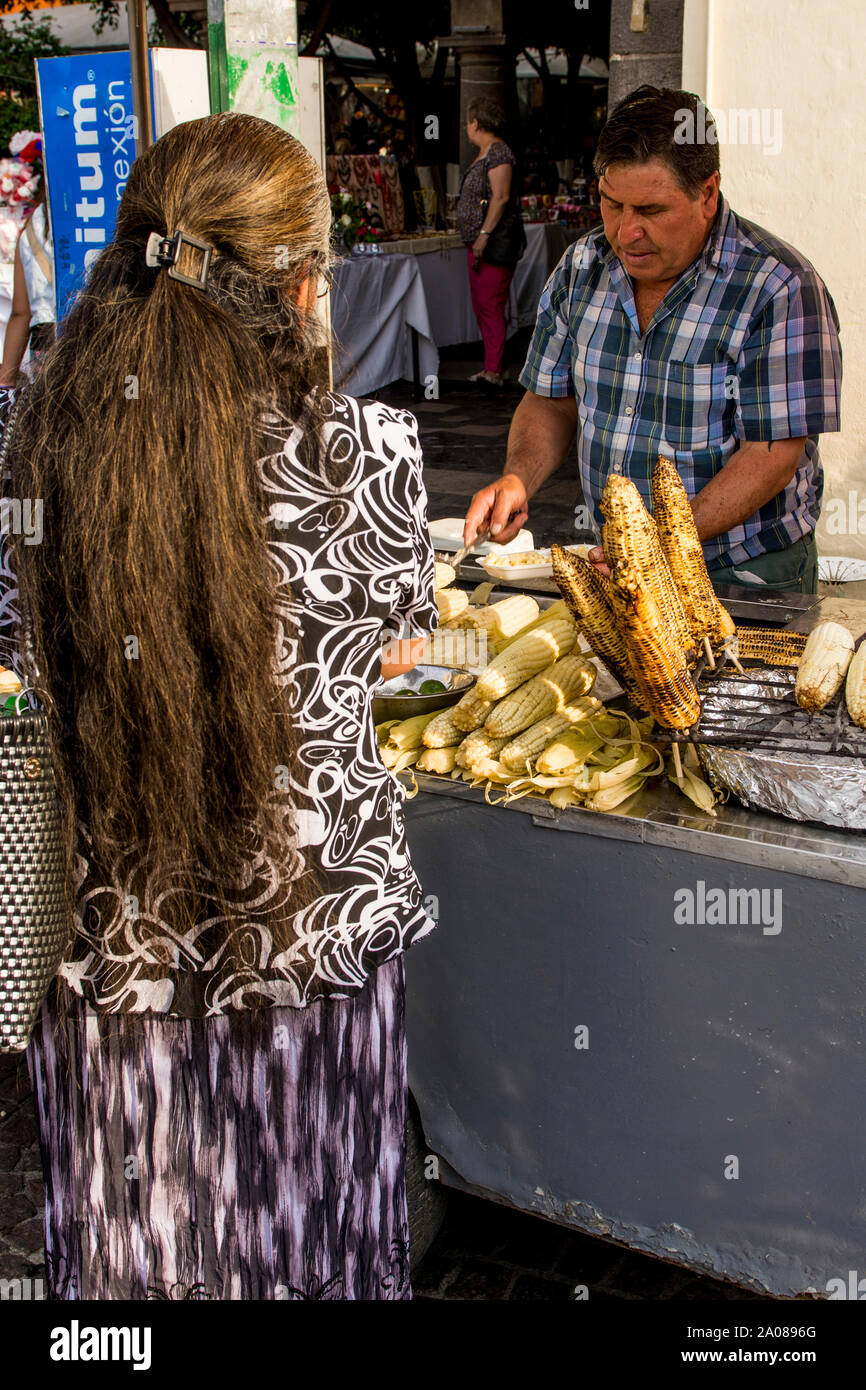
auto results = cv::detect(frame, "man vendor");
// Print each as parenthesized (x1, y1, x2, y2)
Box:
(464, 86, 842, 593)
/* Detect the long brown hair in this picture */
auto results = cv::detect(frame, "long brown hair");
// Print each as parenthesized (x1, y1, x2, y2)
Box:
(8, 112, 333, 958)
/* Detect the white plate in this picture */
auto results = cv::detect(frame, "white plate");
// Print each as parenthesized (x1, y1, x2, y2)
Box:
(429, 518, 534, 558)
(818, 556, 866, 584)
(481, 544, 591, 582)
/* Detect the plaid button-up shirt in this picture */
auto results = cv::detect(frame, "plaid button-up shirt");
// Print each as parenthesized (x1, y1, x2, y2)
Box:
(518, 196, 842, 568)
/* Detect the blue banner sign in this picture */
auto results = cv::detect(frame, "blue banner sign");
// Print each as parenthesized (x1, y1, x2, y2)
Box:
(35, 52, 140, 321)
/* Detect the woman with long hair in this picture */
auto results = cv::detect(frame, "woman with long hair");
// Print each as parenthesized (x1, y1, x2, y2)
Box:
(0, 112, 437, 1300)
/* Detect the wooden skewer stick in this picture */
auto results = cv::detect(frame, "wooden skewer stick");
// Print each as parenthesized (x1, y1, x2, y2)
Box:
(729, 653, 746, 674)
(702, 634, 716, 669)
(672, 740, 684, 786)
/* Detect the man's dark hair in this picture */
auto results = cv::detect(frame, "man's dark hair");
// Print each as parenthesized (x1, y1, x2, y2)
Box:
(593, 86, 720, 196)
(467, 97, 506, 137)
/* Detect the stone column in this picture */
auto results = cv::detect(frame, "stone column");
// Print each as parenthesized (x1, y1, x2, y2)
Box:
(607, 0, 686, 110)
(447, 0, 508, 169)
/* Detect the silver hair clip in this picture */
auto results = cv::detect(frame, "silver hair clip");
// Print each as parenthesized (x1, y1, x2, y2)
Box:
(145, 229, 212, 290)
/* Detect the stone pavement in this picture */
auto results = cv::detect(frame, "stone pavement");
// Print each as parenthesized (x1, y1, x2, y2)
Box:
(0, 1053, 44, 1284)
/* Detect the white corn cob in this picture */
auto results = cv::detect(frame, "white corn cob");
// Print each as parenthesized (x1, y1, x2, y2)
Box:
(484, 655, 596, 738)
(794, 621, 855, 712)
(474, 613, 578, 702)
(458, 594, 540, 641)
(417, 746, 459, 774)
(499, 696, 603, 772)
(436, 587, 469, 624)
(421, 706, 465, 748)
(455, 730, 511, 770)
(845, 642, 866, 727)
(434, 561, 456, 589)
(452, 687, 498, 732)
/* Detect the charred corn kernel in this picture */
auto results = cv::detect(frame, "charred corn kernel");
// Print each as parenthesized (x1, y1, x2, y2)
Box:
(600, 474, 693, 656)
(551, 545, 643, 700)
(417, 746, 459, 774)
(794, 621, 855, 712)
(452, 687, 497, 732)
(651, 456, 734, 650)
(474, 614, 578, 701)
(845, 643, 866, 727)
(458, 593, 540, 640)
(434, 561, 456, 589)
(421, 706, 465, 748)
(736, 627, 807, 667)
(456, 729, 510, 770)
(436, 587, 469, 623)
(500, 696, 603, 772)
(610, 561, 701, 731)
(484, 655, 597, 738)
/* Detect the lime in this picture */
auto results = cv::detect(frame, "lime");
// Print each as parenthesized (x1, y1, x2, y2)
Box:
(419, 679, 447, 695)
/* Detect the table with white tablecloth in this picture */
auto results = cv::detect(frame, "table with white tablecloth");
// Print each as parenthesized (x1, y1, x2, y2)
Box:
(330, 222, 587, 396)
(330, 252, 439, 400)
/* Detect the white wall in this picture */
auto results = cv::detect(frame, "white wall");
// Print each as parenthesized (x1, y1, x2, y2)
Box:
(683, 0, 866, 560)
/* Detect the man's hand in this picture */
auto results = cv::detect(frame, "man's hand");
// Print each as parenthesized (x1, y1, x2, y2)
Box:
(587, 546, 610, 577)
(463, 391, 578, 548)
(464, 473, 529, 546)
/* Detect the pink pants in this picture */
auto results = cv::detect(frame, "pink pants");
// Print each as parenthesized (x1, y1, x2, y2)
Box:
(466, 248, 514, 374)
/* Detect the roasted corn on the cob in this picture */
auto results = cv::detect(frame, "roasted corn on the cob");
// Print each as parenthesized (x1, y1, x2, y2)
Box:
(550, 544, 643, 700)
(650, 456, 735, 651)
(610, 561, 701, 730)
(794, 621, 855, 712)
(601, 474, 693, 657)
(735, 628, 807, 667)
(484, 654, 596, 738)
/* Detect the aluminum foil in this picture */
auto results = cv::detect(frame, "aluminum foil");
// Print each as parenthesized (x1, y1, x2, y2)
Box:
(696, 669, 866, 829)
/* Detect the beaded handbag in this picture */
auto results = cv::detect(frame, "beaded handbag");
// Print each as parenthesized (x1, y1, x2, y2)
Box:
(0, 397, 68, 1051)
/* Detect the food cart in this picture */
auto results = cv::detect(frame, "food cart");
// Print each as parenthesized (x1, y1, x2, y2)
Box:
(401, 580, 866, 1298)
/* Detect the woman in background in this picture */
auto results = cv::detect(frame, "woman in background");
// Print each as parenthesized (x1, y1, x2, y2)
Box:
(0, 147, 55, 384)
(2, 112, 437, 1300)
(456, 97, 519, 389)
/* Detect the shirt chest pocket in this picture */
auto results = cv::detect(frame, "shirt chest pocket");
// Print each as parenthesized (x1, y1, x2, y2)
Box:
(662, 361, 735, 454)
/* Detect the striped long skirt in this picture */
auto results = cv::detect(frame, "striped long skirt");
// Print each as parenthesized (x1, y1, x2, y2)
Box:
(26, 956, 411, 1300)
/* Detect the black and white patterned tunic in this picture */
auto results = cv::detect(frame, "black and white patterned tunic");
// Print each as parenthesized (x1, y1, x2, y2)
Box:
(0, 387, 439, 1016)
